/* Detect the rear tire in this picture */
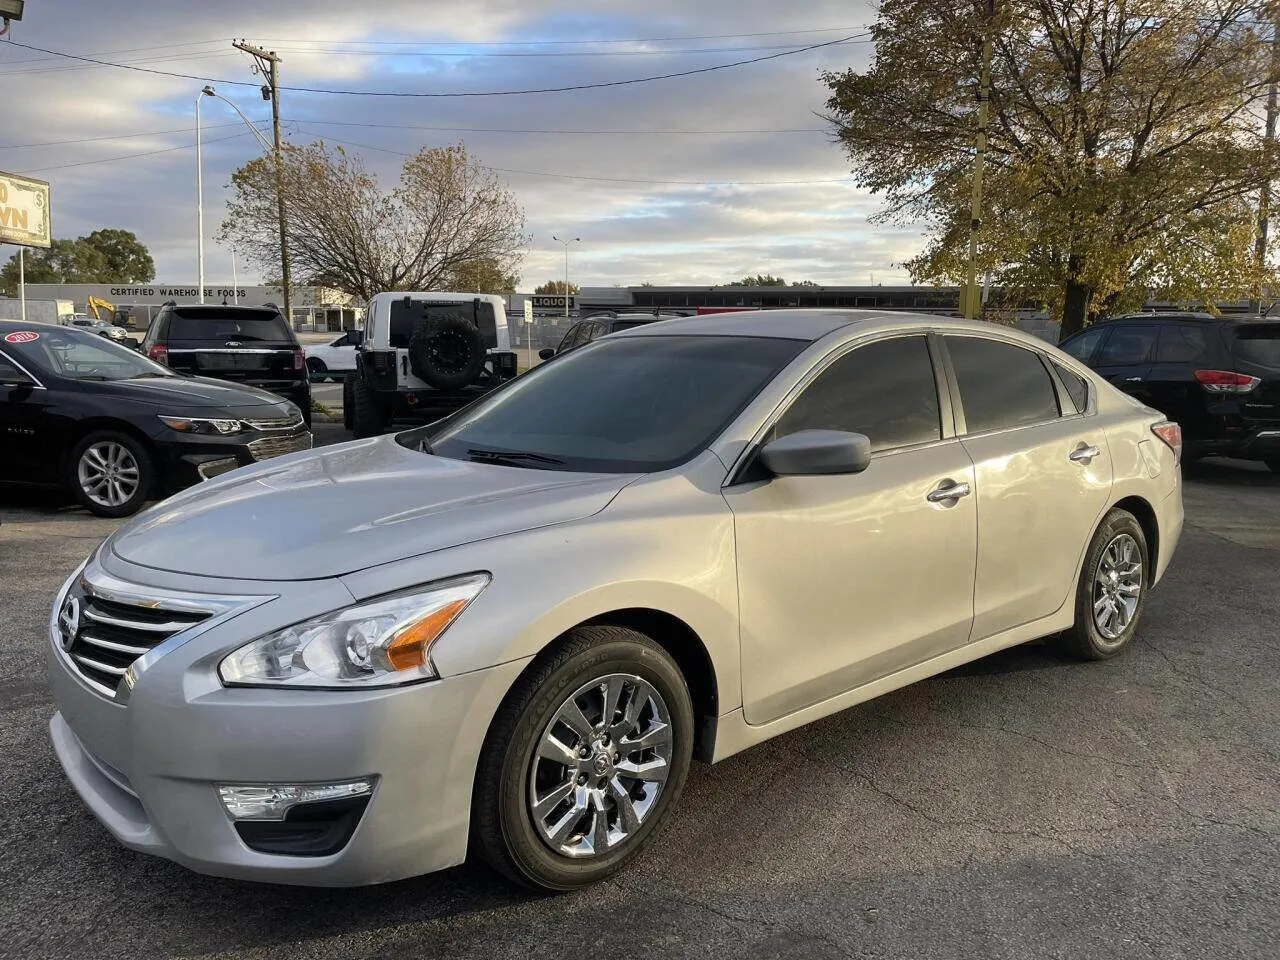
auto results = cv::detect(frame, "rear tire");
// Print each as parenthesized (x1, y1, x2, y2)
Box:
(67, 430, 154, 518)
(342, 374, 355, 431)
(471, 626, 694, 891)
(351, 375, 389, 439)
(307, 357, 327, 380)
(1051, 508, 1149, 660)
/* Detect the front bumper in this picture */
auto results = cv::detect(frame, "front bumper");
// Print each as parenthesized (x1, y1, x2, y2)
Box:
(154, 426, 313, 491)
(46, 554, 528, 886)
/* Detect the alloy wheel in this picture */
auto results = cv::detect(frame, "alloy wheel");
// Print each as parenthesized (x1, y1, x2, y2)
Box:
(1092, 533, 1143, 640)
(528, 673, 673, 859)
(77, 441, 141, 508)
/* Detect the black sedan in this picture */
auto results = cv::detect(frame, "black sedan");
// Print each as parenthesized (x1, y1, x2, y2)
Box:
(0, 321, 312, 517)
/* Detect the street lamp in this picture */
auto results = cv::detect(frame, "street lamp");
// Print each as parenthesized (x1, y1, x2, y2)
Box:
(196, 85, 215, 303)
(551, 236, 580, 318)
(196, 85, 276, 306)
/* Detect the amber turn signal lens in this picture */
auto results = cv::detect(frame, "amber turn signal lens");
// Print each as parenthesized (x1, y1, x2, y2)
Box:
(384, 598, 469, 671)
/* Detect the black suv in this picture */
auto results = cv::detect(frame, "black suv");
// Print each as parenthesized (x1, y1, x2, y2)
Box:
(142, 304, 311, 425)
(539, 312, 680, 360)
(1061, 312, 1280, 470)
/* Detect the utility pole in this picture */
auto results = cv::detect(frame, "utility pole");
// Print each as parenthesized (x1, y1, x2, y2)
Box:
(1257, 8, 1280, 284)
(963, 0, 996, 320)
(232, 40, 293, 327)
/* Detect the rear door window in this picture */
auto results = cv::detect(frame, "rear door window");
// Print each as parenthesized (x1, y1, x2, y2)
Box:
(168, 308, 291, 342)
(1230, 324, 1280, 368)
(1155, 324, 1214, 364)
(1051, 360, 1090, 414)
(945, 336, 1061, 434)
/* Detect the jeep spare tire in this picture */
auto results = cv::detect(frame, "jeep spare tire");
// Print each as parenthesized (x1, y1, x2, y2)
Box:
(408, 312, 486, 390)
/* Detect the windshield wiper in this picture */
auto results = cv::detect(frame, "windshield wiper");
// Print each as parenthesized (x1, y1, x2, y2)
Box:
(467, 448, 566, 467)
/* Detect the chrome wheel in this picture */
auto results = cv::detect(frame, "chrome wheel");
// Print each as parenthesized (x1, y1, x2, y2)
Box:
(77, 441, 140, 508)
(529, 674, 673, 859)
(1092, 533, 1143, 641)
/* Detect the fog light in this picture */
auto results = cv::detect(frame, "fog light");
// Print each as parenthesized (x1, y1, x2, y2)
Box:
(218, 779, 372, 821)
(197, 457, 240, 480)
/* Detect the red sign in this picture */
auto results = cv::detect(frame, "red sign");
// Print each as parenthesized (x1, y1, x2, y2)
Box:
(3, 330, 39, 343)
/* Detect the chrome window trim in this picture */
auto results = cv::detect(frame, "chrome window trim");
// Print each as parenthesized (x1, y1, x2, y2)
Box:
(0, 347, 47, 389)
(50, 552, 274, 705)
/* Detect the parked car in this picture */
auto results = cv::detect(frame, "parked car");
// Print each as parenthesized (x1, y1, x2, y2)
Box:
(345, 292, 518, 438)
(1061, 312, 1280, 470)
(70, 316, 136, 348)
(304, 329, 362, 381)
(0, 321, 311, 517)
(46, 310, 1182, 891)
(141, 303, 312, 426)
(539, 312, 681, 360)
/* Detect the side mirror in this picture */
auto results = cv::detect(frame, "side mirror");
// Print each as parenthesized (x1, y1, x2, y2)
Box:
(347, 329, 365, 348)
(759, 430, 872, 477)
(538, 347, 555, 361)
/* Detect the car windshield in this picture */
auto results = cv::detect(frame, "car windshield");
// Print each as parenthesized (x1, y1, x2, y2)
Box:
(167, 308, 292, 342)
(6, 326, 175, 380)
(408, 335, 806, 473)
(1231, 324, 1280, 368)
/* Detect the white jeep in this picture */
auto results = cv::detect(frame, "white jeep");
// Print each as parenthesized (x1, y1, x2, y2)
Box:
(346, 292, 519, 437)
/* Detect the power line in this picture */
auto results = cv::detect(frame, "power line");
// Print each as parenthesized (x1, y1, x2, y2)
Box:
(22, 131, 253, 173)
(293, 119, 829, 136)
(0, 33, 865, 97)
(0, 121, 245, 150)
(248, 40, 872, 58)
(254, 26, 866, 46)
(296, 129, 852, 185)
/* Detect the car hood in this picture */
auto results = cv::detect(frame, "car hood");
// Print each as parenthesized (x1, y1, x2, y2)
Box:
(107, 437, 634, 580)
(85, 375, 287, 408)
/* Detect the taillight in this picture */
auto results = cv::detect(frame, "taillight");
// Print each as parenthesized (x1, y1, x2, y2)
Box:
(293, 348, 305, 371)
(1194, 369, 1260, 393)
(1151, 421, 1182, 464)
(148, 344, 169, 365)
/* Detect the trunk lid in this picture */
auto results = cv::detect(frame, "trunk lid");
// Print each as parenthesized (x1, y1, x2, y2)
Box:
(1228, 322, 1280, 421)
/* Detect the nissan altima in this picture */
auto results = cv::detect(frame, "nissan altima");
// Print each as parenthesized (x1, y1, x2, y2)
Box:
(46, 310, 1183, 890)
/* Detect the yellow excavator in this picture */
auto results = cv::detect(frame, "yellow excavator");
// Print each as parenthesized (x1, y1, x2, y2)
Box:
(87, 296, 134, 328)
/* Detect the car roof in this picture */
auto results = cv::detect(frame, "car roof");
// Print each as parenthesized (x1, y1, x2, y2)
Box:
(606, 309, 1039, 344)
(1101, 312, 1218, 323)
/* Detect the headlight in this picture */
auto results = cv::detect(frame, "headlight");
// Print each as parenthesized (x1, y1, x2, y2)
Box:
(218, 574, 490, 689)
(159, 415, 243, 435)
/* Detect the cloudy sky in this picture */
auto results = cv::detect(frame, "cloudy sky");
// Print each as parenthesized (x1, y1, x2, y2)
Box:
(0, 0, 924, 289)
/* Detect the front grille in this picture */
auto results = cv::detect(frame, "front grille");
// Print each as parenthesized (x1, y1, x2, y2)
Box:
(59, 590, 210, 697)
(247, 431, 313, 462)
(241, 414, 305, 431)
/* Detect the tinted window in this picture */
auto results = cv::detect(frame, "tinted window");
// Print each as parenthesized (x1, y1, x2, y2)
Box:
(612, 318, 656, 331)
(771, 337, 941, 452)
(1231, 324, 1280, 368)
(420, 335, 806, 473)
(1060, 327, 1106, 362)
(583, 322, 607, 343)
(0, 351, 29, 381)
(1097, 326, 1157, 365)
(1052, 360, 1090, 414)
(946, 336, 1060, 433)
(168, 308, 291, 342)
(1155, 324, 1213, 363)
(389, 300, 497, 349)
(558, 322, 588, 352)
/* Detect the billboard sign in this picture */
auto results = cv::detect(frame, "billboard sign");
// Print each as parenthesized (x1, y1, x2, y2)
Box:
(0, 171, 51, 248)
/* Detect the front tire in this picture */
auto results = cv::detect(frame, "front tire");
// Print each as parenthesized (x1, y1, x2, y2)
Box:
(472, 626, 694, 891)
(1051, 508, 1149, 660)
(342, 374, 355, 430)
(68, 431, 154, 518)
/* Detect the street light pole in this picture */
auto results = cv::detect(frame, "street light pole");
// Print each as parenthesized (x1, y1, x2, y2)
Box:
(195, 87, 212, 304)
(552, 236, 580, 317)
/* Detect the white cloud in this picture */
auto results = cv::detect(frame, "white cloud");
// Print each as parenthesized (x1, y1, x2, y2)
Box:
(0, 1, 917, 288)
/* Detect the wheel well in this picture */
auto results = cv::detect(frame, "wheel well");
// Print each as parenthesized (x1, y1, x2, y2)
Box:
(64, 418, 158, 470)
(1113, 495, 1159, 579)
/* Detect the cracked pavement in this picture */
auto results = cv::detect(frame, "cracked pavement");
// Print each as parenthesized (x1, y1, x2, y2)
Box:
(1, 444, 1277, 960)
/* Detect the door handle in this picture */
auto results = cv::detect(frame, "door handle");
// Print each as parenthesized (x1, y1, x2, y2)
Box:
(1069, 443, 1101, 463)
(927, 480, 971, 503)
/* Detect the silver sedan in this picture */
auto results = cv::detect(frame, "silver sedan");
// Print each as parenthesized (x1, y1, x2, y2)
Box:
(46, 310, 1183, 890)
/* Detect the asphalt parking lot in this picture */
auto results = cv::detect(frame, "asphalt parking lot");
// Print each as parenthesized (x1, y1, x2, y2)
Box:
(1, 444, 1277, 960)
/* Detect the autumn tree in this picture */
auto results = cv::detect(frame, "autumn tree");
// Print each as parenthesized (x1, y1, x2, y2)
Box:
(1, 229, 154, 295)
(534, 280, 579, 294)
(219, 142, 527, 301)
(824, 1, 1280, 335)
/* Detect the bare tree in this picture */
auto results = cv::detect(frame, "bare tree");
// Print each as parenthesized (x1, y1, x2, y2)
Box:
(219, 142, 528, 300)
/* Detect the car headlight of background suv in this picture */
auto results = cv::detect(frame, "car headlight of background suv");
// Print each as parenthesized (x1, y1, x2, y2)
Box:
(218, 574, 490, 689)
(158, 415, 244, 436)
